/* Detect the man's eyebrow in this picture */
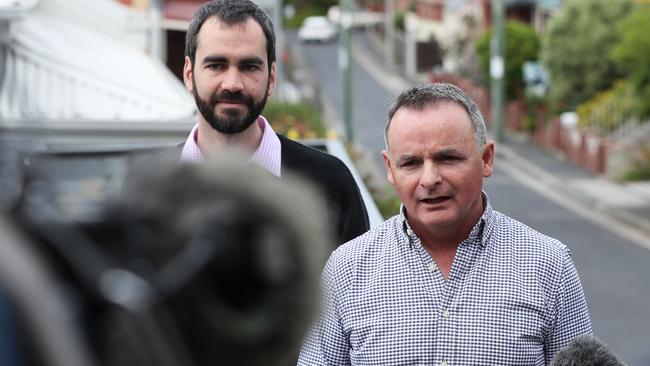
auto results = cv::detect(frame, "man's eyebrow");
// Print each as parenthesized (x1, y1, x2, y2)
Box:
(436, 148, 461, 155)
(396, 154, 418, 163)
(238, 57, 264, 65)
(201, 55, 228, 65)
(433, 148, 465, 158)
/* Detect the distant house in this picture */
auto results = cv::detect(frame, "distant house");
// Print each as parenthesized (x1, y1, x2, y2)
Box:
(371, 0, 562, 76)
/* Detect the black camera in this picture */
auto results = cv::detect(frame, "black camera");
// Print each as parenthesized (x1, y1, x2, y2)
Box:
(0, 149, 328, 366)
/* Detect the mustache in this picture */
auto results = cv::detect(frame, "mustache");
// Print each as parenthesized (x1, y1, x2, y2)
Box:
(209, 90, 252, 106)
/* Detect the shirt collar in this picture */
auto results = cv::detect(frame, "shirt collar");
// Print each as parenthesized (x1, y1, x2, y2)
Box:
(400, 192, 496, 247)
(179, 116, 282, 177)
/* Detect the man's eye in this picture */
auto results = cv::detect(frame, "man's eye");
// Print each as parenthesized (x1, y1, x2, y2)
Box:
(242, 64, 260, 72)
(400, 160, 419, 168)
(440, 156, 463, 163)
(207, 64, 225, 70)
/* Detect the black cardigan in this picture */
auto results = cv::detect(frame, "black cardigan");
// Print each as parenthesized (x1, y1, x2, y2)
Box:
(277, 135, 369, 246)
(126, 134, 370, 248)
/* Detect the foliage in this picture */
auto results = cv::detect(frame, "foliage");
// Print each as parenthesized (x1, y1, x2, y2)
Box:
(523, 94, 546, 133)
(475, 20, 540, 101)
(346, 145, 400, 219)
(540, 0, 633, 110)
(283, 4, 328, 29)
(576, 80, 636, 135)
(262, 100, 326, 139)
(282, 0, 336, 29)
(394, 11, 406, 31)
(621, 145, 650, 182)
(610, 5, 650, 118)
(284, 0, 335, 14)
(376, 185, 401, 219)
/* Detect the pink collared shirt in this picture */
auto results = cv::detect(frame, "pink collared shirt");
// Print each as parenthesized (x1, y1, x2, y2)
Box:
(180, 116, 282, 177)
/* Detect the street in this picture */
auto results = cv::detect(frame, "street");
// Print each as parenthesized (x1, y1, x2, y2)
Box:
(293, 31, 650, 365)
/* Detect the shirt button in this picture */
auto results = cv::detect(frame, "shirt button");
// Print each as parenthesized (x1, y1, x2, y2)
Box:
(429, 263, 438, 272)
(442, 309, 450, 318)
(440, 361, 448, 366)
(406, 228, 414, 236)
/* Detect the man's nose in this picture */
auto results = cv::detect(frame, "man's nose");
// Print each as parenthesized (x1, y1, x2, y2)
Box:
(221, 68, 244, 92)
(420, 161, 441, 188)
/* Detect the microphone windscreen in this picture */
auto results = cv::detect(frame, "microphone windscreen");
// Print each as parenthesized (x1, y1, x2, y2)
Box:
(551, 335, 626, 366)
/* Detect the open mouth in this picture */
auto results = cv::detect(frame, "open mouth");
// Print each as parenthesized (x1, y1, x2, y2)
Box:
(420, 196, 450, 205)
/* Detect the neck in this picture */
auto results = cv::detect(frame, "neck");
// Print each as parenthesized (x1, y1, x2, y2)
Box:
(196, 118, 263, 158)
(410, 217, 477, 281)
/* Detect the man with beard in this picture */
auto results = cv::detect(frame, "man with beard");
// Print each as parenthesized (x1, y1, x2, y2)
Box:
(143, 0, 369, 246)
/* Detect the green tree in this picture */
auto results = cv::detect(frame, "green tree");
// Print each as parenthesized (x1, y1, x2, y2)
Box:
(540, 0, 633, 110)
(611, 5, 650, 118)
(476, 20, 539, 101)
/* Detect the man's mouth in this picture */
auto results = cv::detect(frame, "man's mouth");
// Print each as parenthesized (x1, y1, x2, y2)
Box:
(420, 196, 450, 205)
(218, 101, 245, 107)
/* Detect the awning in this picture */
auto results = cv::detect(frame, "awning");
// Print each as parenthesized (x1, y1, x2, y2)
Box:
(0, 0, 195, 123)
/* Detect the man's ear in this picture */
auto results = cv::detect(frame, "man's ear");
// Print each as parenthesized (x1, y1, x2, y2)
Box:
(482, 141, 495, 178)
(382, 150, 395, 185)
(267, 62, 277, 97)
(183, 56, 194, 93)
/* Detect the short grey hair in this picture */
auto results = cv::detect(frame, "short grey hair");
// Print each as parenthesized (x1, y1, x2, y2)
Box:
(384, 83, 487, 150)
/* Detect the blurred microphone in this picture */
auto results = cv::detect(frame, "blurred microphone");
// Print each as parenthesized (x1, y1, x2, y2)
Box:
(551, 335, 627, 366)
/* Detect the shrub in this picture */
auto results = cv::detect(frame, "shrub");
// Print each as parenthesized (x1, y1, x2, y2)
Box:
(611, 4, 650, 118)
(262, 100, 326, 139)
(476, 20, 540, 101)
(540, 0, 633, 109)
(621, 145, 650, 182)
(576, 80, 636, 135)
(394, 11, 406, 31)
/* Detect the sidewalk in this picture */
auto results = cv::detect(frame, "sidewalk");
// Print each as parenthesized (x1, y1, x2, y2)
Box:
(352, 31, 650, 243)
(496, 134, 650, 241)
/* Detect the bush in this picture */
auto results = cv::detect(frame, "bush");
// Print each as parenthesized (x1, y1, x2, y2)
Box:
(376, 185, 401, 219)
(611, 4, 650, 118)
(621, 145, 650, 182)
(540, 0, 633, 109)
(576, 80, 636, 135)
(394, 11, 406, 31)
(262, 100, 326, 139)
(283, 6, 325, 29)
(476, 20, 540, 101)
(283, 0, 337, 29)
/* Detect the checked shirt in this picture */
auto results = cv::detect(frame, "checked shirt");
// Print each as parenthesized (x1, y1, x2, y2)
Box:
(298, 197, 592, 366)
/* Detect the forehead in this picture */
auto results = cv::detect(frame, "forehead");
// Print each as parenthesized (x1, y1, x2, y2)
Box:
(388, 101, 474, 148)
(196, 16, 268, 59)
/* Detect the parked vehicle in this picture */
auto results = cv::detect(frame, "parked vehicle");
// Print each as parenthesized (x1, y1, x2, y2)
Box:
(298, 16, 338, 43)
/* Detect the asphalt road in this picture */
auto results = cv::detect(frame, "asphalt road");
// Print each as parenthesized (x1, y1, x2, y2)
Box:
(293, 32, 394, 174)
(292, 31, 650, 365)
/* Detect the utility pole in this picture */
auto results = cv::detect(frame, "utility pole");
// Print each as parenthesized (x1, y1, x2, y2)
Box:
(149, 0, 165, 62)
(490, 0, 505, 143)
(339, 0, 354, 143)
(384, 0, 395, 69)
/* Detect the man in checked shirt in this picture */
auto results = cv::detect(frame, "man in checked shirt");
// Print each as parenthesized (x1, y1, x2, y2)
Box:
(298, 83, 592, 365)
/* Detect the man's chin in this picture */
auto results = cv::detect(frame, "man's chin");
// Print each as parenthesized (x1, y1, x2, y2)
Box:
(412, 209, 457, 228)
(216, 107, 247, 119)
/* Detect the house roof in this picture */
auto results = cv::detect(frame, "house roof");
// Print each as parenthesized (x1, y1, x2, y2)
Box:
(165, 0, 203, 21)
(0, 0, 195, 122)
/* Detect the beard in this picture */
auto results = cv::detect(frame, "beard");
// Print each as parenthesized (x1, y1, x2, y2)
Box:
(193, 78, 269, 135)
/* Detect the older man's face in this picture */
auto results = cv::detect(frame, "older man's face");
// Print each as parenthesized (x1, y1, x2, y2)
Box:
(382, 101, 494, 237)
